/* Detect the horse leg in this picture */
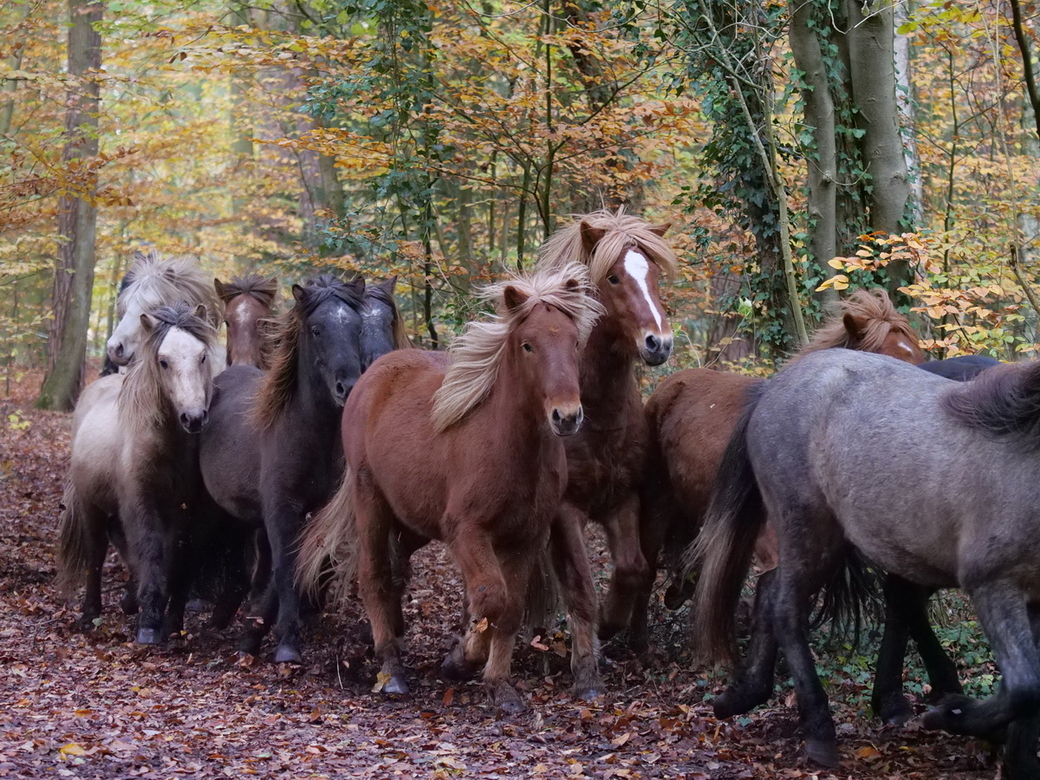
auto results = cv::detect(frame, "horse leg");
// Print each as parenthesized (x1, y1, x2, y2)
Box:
(550, 506, 605, 700)
(772, 563, 838, 767)
(923, 582, 1040, 746)
(712, 567, 780, 719)
(628, 492, 671, 651)
(121, 497, 174, 645)
(109, 522, 139, 615)
(1003, 604, 1040, 780)
(481, 547, 534, 715)
(239, 578, 277, 656)
(163, 527, 192, 638)
(598, 494, 649, 641)
(355, 479, 409, 696)
(263, 499, 307, 664)
(77, 510, 109, 629)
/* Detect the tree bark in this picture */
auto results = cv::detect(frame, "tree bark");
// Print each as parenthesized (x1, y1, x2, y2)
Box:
(789, 0, 838, 305)
(845, 0, 911, 289)
(36, 0, 102, 411)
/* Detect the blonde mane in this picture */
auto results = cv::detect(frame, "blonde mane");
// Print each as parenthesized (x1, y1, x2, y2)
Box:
(253, 276, 365, 430)
(536, 207, 678, 284)
(119, 303, 218, 432)
(120, 249, 223, 329)
(802, 289, 921, 355)
(431, 261, 604, 433)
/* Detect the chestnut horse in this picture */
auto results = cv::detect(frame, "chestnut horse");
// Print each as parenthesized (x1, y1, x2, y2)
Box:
(534, 208, 677, 653)
(298, 263, 602, 712)
(58, 303, 219, 641)
(638, 289, 926, 644)
(214, 274, 278, 369)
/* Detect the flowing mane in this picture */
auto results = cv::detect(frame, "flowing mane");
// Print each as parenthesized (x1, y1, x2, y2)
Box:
(215, 273, 279, 309)
(431, 261, 603, 433)
(943, 360, 1040, 445)
(253, 276, 365, 430)
(536, 207, 678, 284)
(801, 289, 920, 355)
(119, 249, 223, 329)
(119, 302, 217, 432)
(367, 279, 412, 350)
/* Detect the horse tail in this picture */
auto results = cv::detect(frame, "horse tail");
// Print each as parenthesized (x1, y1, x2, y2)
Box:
(295, 469, 356, 598)
(56, 477, 91, 592)
(811, 550, 882, 651)
(688, 383, 766, 662)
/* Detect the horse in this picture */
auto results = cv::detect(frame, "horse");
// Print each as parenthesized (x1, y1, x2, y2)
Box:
(639, 289, 926, 642)
(106, 249, 223, 369)
(297, 262, 602, 712)
(531, 207, 676, 661)
(214, 274, 279, 369)
(360, 276, 410, 368)
(693, 349, 1040, 778)
(197, 275, 395, 663)
(57, 303, 219, 642)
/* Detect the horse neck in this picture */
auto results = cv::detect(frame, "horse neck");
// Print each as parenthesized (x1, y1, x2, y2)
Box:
(579, 317, 638, 416)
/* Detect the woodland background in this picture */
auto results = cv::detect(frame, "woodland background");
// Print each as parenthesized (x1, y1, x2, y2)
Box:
(3, 0, 1040, 408)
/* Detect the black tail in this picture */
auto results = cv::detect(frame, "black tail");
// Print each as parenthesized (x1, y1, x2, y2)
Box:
(689, 383, 767, 662)
(812, 549, 882, 651)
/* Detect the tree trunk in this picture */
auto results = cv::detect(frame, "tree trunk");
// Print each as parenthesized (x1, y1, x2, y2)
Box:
(36, 0, 103, 411)
(845, 0, 911, 290)
(789, 0, 838, 305)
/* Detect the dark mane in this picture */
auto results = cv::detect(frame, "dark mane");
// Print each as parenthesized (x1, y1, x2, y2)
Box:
(216, 274, 279, 308)
(943, 360, 1040, 446)
(253, 276, 364, 429)
(801, 289, 920, 355)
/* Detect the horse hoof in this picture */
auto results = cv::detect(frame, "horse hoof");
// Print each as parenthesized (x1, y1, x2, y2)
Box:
(441, 649, 478, 681)
(922, 694, 974, 734)
(663, 580, 694, 610)
(136, 626, 163, 645)
(119, 592, 139, 615)
(712, 687, 763, 720)
(382, 675, 409, 696)
(875, 695, 914, 726)
(805, 738, 839, 767)
(491, 685, 525, 715)
(274, 644, 302, 665)
(574, 683, 605, 702)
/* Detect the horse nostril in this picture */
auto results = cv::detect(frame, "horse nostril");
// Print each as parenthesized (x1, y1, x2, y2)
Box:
(200, 410, 209, 427)
(552, 409, 563, 423)
(645, 334, 661, 352)
(114, 343, 124, 358)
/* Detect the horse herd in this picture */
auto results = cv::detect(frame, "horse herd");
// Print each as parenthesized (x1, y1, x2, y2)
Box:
(54, 210, 1039, 776)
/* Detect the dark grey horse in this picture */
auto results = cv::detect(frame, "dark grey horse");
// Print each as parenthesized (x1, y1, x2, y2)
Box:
(694, 349, 1040, 779)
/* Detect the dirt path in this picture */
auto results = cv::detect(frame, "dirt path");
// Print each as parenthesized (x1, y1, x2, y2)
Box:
(0, 383, 999, 779)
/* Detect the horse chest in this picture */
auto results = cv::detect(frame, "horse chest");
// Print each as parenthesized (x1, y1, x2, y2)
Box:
(563, 422, 645, 514)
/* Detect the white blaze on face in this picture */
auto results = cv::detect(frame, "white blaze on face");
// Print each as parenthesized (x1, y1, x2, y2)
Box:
(159, 327, 209, 417)
(623, 249, 664, 330)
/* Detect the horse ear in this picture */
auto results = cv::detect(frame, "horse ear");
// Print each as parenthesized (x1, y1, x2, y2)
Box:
(580, 221, 607, 254)
(649, 222, 671, 238)
(214, 278, 228, 302)
(503, 285, 530, 313)
(140, 312, 157, 332)
(564, 277, 581, 292)
(193, 303, 207, 322)
(843, 312, 865, 341)
(292, 284, 307, 304)
(378, 276, 398, 295)
(346, 276, 366, 295)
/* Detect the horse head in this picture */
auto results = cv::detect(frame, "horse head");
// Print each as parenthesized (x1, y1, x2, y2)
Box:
(361, 276, 404, 371)
(215, 275, 278, 369)
(139, 302, 216, 433)
(294, 276, 366, 407)
(579, 219, 673, 366)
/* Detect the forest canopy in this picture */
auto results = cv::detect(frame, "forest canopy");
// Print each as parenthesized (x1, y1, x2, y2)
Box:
(3, 0, 1040, 405)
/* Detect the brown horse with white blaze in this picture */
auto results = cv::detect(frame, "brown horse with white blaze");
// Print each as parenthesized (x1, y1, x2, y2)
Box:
(298, 262, 602, 712)
(534, 208, 677, 644)
(214, 274, 278, 369)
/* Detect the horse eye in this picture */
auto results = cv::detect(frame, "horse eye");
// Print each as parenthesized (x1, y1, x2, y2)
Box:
(159, 359, 169, 369)
(311, 327, 320, 337)
(607, 275, 620, 285)
(200, 353, 206, 364)
(522, 342, 533, 353)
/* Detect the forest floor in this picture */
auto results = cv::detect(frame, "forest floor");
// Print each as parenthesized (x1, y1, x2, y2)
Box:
(0, 371, 1003, 779)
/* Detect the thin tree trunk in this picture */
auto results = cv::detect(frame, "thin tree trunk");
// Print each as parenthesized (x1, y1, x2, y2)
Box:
(790, 0, 838, 305)
(37, 0, 102, 411)
(0, 3, 31, 136)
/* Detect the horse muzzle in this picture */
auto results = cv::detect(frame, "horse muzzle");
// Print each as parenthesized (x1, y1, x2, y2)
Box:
(107, 339, 132, 367)
(550, 404, 583, 437)
(179, 409, 209, 434)
(639, 332, 673, 367)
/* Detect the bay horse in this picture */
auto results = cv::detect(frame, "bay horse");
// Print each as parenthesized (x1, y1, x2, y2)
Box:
(297, 262, 602, 712)
(640, 289, 926, 641)
(533, 207, 677, 655)
(214, 274, 278, 369)
(693, 349, 1040, 778)
(106, 249, 223, 369)
(58, 303, 219, 641)
(198, 275, 400, 663)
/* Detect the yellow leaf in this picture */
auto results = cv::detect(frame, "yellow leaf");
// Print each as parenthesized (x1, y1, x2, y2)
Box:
(60, 743, 87, 757)
(474, 617, 489, 633)
(856, 745, 880, 759)
(827, 257, 846, 269)
(373, 672, 392, 693)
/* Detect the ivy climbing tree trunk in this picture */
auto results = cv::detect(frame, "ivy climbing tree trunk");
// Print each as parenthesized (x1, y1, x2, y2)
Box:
(789, 0, 838, 305)
(37, 0, 102, 411)
(845, 0, 911, 290)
